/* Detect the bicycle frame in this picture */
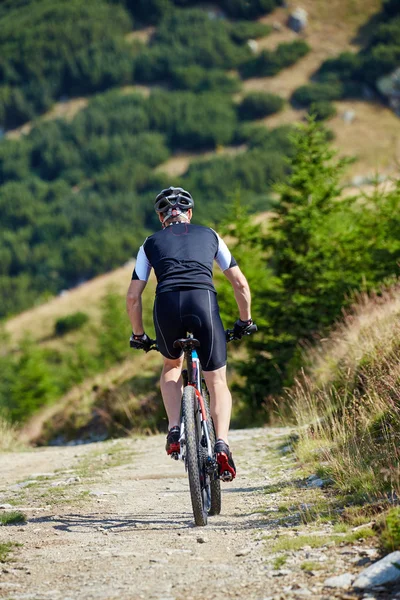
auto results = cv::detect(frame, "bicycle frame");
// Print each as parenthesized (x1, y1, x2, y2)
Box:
(178, 338, 213, 462)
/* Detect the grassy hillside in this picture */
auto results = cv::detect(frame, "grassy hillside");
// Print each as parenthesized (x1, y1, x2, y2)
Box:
(289, 281, 400, 499)
(1, 0, 400, 442)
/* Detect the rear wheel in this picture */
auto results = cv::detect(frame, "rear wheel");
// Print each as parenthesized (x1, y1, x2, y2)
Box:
(182, 385, 207, 526)
(203, 387, 221, 516)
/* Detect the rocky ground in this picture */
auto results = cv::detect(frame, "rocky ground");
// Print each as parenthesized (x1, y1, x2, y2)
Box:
(0, 428, 398, 600)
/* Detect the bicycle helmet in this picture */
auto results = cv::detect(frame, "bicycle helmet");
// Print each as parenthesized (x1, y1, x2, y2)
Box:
(154, 187, 194, 214)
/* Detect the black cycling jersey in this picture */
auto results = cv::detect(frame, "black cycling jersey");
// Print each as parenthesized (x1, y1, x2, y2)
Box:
(132, 222, 237, 294)
(132, 221, 237, 370)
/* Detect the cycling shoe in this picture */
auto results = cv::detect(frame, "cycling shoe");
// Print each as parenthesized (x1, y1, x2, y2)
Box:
(215, 439, 236, 481)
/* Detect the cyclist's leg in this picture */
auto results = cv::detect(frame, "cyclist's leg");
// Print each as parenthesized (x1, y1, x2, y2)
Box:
(160, 355, 184, 429)
(153, 293, 185, 430)
(180, 290, 230, 442)
(202, 366, 232, 444)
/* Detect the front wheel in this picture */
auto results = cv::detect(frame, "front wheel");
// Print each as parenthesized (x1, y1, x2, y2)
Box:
(182, 385, 207, 526)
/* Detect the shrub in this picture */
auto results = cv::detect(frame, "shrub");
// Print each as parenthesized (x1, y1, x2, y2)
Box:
(127, 0, 172, 24)
(308, 101, 337, 121)
(238, 92, 284, 120)
(360, 44, 400, 84)
(241, 40, 310, 78)
(54, 312, 89, 336)
(292, 82, 344, 106)
(221, 0, 282, 19)
(274, 39, 310, 68)
(228, 21, 272, 43)
(0, 0, 134, 129)
(171, 66, 241, 93)
(318, 52, 362, 83)
(0, 511, 26, 526)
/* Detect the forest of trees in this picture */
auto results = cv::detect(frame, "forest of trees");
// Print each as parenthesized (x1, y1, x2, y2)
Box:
(0, 0, 311, 317)
(0, 86, 295, 318)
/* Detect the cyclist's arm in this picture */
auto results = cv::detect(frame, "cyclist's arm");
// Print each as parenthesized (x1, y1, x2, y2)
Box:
(126, 279, 147, 334)
(127, 242, 152, 334)
(223, 266, 252, 322)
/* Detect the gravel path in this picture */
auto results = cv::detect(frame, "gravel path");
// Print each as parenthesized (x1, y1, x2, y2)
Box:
(0, 429, 384, 600)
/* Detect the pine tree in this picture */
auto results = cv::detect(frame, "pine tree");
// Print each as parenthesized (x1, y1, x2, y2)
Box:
(242, 118, 352, 413)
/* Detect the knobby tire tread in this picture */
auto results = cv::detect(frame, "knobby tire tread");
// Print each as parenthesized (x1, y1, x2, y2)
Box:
(203, 390, 221, 516)
(183, 386, 207, 526)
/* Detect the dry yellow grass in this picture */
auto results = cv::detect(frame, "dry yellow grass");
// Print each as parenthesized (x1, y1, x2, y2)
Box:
(330, 101, 400, 176)
(125, 26, 155, 44)
(5, 262, 136, 344)
(6, 98, 89, 140)
(290, 283, 400, 497)
(19, 349, 161, 444)
(155, 144, 247, 178)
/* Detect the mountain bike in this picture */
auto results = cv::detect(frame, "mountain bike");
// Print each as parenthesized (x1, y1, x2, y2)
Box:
(133, 324, 257, 526)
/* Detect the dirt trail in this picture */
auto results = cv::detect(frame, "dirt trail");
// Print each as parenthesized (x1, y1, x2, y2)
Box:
(0, 429, 380, 600)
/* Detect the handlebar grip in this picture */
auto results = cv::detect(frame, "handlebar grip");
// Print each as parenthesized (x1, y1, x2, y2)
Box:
(246, 324, 258, 334)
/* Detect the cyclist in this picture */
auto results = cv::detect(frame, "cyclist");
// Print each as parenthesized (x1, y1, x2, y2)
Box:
(126, 187, 255, 480)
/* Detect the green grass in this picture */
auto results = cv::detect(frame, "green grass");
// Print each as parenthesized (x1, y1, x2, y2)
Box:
(0, 511, 26, 526)
(300, 560, 322, 571)
(0, 542, 15, 562)
(273, 554, 288, 569)
(271, 534, 333, 552)
(270, 526, 375, 553)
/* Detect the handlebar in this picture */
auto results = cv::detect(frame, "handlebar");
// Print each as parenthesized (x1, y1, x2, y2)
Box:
(131, 323, 257, 352)
(225, 323, 258, 343)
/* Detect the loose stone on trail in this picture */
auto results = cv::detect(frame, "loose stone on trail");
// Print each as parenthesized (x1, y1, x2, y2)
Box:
(324, 573, 354, 589)
(353, 551, 400, 589)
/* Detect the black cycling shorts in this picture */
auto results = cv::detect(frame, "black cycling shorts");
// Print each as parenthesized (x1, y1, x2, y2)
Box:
(153, 289, 227, 372)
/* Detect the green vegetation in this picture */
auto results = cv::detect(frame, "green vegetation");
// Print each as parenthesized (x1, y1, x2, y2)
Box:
(293, 0, 400, 101)
(378, 508, 400, 553)
(273, 554, 287, 569)
(237, 119, 400, 416)
(55, 312, 89, 336)
(292, 82, 344, 107)
(271, 527, 375, 552)
(0, 0, 135, 130)
(300, 561, 322, 571)
(134, 0, 282, 23)
(238, 92, 284, 120)
(0, 291, 132, 424)
(241, 40, 310, 78)
(0, 511, 26, 526)
(271, 534, 333, 552)
(0, 542, 15, 562)
(291, 282, 400, 499)
(308, 101, 337, 121)
(0, 85, 295, 318)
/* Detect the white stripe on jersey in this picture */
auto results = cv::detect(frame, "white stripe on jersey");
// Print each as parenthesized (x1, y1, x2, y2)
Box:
(214, 232, 234, 272)
(134, 243, 152, 281)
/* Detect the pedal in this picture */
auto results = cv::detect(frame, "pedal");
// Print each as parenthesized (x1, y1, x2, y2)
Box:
(221, 471, 233, 482)
(205, 456, 218, 475)
(170, 452, 179, 461)
(167, 442, 180, 456)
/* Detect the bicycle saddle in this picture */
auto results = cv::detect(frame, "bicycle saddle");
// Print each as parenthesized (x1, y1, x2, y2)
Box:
(173, 337, 200, 349)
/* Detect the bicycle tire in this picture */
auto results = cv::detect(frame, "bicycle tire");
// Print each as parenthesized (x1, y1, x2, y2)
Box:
(203, 389, 221, 516)
(183, 385, 207, 526)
